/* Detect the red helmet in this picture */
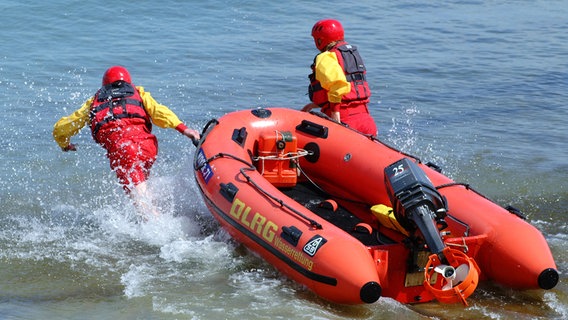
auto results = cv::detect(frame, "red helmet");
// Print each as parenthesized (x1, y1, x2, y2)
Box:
(311, 19, 344, 51)
(102, 66, 132, 86)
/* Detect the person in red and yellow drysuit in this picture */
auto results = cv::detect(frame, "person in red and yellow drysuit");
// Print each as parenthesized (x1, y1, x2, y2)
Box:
(302, 19, 378, 136)
(53, 66, 200, 215)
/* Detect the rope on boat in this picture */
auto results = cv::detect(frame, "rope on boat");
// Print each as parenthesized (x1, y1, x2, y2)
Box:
(436, 182, 526, 220)
(252, 149, 312, 162)
(252, 148, 312, 176)
(200, 152, 323, 230)
(239, 166, 323, 229)
(446, 238, 469, 253)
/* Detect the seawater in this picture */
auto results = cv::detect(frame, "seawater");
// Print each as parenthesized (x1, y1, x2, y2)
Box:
(0, 1, 566, 319)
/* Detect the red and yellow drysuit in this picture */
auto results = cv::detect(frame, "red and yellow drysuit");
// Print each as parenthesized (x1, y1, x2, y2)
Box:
(308, 41, 377, 135)
(53, 82, 190, 191)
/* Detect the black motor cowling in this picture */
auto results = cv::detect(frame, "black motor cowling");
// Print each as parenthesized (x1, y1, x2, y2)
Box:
(385, 158, 448, 256)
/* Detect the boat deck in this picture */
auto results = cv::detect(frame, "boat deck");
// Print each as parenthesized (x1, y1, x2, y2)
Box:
(281, 182, 395, 247)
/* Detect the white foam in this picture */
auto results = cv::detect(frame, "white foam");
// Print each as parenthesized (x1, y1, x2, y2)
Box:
(544, 291, 568, 319)
(159, 235, 231, 263)
(121, 263, 153, 298)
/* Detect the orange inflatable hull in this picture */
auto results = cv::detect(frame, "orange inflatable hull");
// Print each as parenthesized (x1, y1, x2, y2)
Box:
(193, 108, 558, 304)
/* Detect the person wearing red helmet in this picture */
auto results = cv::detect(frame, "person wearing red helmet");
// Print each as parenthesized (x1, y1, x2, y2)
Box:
(302, 19, 377, 136)
(53, 66, 200, 218)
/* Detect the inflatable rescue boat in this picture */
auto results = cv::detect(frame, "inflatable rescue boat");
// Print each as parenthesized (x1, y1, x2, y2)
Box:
(193, 107, 558, 305)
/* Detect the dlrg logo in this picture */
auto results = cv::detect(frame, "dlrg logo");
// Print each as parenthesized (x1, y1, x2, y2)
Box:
(303, 235, 327, 257)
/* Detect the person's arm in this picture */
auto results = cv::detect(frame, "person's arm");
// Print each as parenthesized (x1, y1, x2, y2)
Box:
(329, 107, 341, 123)
(53, 98, 93, 151)
(138, 87, 200, 141)
(301, 102, 319, 112)
(314, 52, 351, 123)
(314, 52, 351, 103)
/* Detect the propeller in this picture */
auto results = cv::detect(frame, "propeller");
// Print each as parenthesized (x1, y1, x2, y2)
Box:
(424, 248, 480, 305)
(435, 264, 470, 290)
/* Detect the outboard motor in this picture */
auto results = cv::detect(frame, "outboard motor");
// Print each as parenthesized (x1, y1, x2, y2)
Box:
(385, 158, 448, 257)
(385, 158, 480, 306)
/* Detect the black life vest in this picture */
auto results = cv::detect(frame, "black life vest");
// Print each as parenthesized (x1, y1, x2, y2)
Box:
(308, 41, 371, 107)
(89, 82, 151, 140)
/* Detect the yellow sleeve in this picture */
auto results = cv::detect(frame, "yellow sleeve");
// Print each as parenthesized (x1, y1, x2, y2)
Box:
(314, 51, 351, 103)
(52, 98, 93, 148)
(137, 86, 184, 129)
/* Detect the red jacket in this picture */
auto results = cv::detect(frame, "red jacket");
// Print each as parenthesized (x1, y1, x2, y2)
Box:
(308, 41, 371, 108)
(89, 82, 152, 147)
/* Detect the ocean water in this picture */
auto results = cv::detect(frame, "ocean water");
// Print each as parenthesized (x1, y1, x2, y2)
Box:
(1, 0, 566, 319)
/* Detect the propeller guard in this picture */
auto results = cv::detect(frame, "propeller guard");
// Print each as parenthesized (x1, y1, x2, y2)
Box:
(424, 247, 480, 306)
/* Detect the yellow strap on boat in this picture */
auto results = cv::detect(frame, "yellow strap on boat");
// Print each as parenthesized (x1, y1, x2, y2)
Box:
(370, 204, 409, 236)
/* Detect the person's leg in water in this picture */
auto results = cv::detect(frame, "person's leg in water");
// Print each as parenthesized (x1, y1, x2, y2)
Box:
(109, 138, 160, 220)
(130, 180, 160, 219)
